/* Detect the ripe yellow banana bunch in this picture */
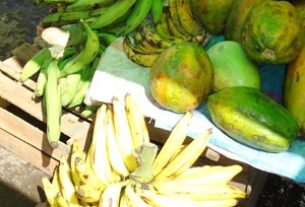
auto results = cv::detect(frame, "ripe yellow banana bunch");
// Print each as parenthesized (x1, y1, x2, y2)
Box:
(42, 94, 246, 207)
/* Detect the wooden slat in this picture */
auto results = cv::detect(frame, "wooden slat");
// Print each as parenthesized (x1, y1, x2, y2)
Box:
(0, 128, 58, 176)
(0, 69, 91, 146)
(0, 107, 69, 160)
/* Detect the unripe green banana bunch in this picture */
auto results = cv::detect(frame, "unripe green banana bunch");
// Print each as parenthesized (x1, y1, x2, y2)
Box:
(20, 22, 100, 148)
(41, 94, 246, 206)
(37, 0, 165, 36)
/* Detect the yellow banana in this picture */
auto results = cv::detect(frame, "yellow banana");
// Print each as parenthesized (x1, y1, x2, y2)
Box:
(155, 128, 212, 181)
(87, 104, 114, 184)
(73, 158, 106, 195)
(58, 156, 81, 207)
(125, 94, 150, 148)
(119, 193, 130, 207)
(152, 112, 192, 177)
(42, 172, 60, 207)
(123, 36, 159, 67)
(44, 60, 62, 149)
(139, 189, 239, 207)
(176, 0, 203, 36)
(70, 140, 86, 186)
(99, 183, 124, 207)
(106, 108, 130, 177)
(112, 97, 139, 172)
(75, 184, 103, 204)
(55, 194, 70, 207)
(124, 184, 151, 207)
(20, 48, 51, 82)
(174, 165, 243, 185)
(153, 181, 246, 200)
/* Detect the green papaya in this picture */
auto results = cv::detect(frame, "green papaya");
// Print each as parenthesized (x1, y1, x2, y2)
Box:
(206, 41, 260, 91)
(241, 1, 303, 64)
(207, 86, 298, 152)
(150, 42, 213, 113)
(190, 0, 234, 35)
(224, 0, 268, 41)
(284, 45, 305, 137)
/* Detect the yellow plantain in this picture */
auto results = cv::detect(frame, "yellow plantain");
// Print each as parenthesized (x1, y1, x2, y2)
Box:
(155, 128, 212, 181)
(177, 0, 203, 36)
(152, 112, 192, 177)
(123, 36, 160, 67)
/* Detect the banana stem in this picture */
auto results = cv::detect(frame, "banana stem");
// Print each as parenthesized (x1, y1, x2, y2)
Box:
(130, 143, 159, 184)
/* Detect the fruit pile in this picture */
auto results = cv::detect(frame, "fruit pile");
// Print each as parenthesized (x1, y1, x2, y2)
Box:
(26, 0, 305, 160)
(121, 0, 305, 153)
(42, 94, 246, 207)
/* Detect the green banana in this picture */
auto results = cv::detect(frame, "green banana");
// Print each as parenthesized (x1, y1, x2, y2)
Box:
(67, 57, 99, 108)
(89, 6, 109, 17)
(61, 22, 99, 76)
(120, 0, 153, 35)
(80, 105, 98, 118)
(67, 64, 97, 108)
(66, 0, 115, 11)
(44, 60, 62, 149)
(35, 0, 75, 5)
(33, 58, 52, 98)
(88, 0, 136, 29)
(42, 12, 63, 25)
(98, 32, 118, 46)
(61, 23, 86, 46)
(60, 10, 90, 22)
(20, 48, 51, 82)
(60, 71, 83, 107)
(42, 11, 90, 25)
(151, 0, 163, 24)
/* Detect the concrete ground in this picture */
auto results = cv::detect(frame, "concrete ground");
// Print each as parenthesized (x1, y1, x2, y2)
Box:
(0, 145, 48, 206)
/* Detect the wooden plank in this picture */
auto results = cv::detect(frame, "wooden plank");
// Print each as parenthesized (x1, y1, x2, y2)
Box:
(0, 128, 58, 176)
(0, 107, 69, 160)
(11, 43, 40, 64)
(0, 70, 91, 146)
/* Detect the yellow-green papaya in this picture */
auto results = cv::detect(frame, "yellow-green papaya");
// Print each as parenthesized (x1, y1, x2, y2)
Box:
(207, 86, 298, 152)
(150, 42, 213, 113)
(241, 1, 303, 64)
(224, 0, 268, 41)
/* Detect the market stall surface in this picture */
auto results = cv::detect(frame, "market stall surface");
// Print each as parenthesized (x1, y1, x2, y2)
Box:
(1, 0, 305, 206)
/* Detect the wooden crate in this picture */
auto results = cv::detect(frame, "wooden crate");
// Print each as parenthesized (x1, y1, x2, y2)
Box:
(0, 43, 267, 207)
(0, 43, 92, 177)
